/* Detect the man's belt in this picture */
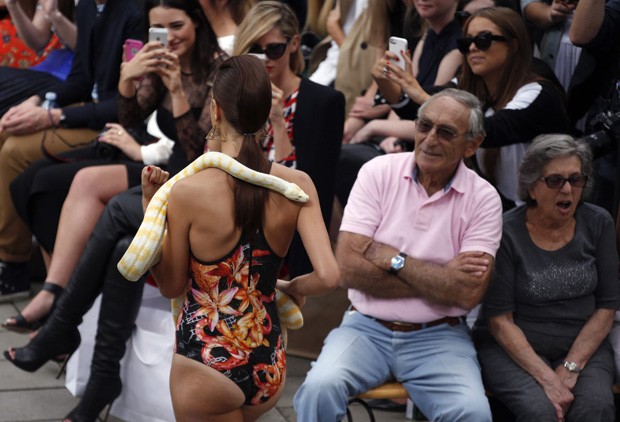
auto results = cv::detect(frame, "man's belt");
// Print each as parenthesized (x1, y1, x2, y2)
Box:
(352, 306, 464, 332)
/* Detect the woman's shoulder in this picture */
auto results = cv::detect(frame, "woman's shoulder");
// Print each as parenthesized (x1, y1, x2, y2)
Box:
(576, 202, 615, 225)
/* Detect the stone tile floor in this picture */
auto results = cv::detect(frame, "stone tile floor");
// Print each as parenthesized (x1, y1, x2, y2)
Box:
(0, 284, 410, 422)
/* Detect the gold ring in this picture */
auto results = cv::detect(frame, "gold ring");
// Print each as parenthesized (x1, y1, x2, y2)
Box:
(118, 130, 123, 136)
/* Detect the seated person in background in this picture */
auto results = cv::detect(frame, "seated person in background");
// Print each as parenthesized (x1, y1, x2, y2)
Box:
(374, 6, 570, 210)
(147, 54, 338, 421)
(233, 0, 344, 277)
(473, 134, 619, 421)
(0, 0, 76, 115)
(294, 88, 503, 422)
(3, 0, 224, 332)
(0, 0, 143, 301)
(335, 0, 464, 207)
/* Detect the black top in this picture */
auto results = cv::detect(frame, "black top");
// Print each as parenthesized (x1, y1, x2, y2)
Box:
(417, 19, 461, 88)
(474, 202, 620, 341)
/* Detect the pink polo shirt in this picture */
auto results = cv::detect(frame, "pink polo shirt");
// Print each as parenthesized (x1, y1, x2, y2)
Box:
(340, 152, 502, 323)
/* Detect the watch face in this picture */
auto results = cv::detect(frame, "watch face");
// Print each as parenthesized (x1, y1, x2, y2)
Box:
(391, 255, 405, 270)
(564, 361, 579, 372)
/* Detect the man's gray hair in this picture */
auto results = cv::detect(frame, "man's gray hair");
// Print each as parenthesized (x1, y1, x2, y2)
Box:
(417, 88, 486, 141)
(518, 133, 593, 204)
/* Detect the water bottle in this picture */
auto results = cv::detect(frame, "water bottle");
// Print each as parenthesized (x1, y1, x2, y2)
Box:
(41, 92, 58, 110)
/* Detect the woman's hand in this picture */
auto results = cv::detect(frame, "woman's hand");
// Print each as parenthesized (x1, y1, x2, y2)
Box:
(540, 374, 574, 421)
(384, 50, 429, 105)
(269, 83, 285, 125)
(119, 41, 167, 94)
(141, 165, 169, 211)
(155, 50, 183, 95)
(99, 123, 142, 162)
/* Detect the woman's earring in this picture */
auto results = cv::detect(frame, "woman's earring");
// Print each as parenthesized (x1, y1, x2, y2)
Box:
(207, 124, 222, 141)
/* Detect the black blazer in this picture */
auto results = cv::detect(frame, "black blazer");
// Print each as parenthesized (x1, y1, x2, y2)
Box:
(39, 0, 143, 130)
(287, 77, 345, 278)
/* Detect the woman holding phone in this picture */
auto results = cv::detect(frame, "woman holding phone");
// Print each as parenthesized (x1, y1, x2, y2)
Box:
(233, 1, 345, 278)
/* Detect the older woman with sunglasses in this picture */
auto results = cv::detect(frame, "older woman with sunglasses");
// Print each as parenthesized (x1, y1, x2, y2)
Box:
(233, 1, 345, 277)
(374, 7, 570, 210)
(473, 134, 619, 421)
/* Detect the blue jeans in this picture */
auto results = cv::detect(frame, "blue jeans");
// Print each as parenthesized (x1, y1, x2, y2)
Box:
(293, 309, 491, 422)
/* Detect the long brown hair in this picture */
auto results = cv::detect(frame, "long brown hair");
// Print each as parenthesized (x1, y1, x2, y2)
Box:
(212, 55, 272, 237)
(458, 7, 535, 109)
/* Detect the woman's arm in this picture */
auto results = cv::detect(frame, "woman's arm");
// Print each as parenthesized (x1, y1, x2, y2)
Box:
(45, 0, 76, 50)
(489, 312, 574, 420)
(569, 0, 606, 45)
(277, 173, 339, 301)
(270, 83, 294, 162)
(434, 49, 462, 86)
(557, 308, 615, 389)
(5, 0, 53, 52)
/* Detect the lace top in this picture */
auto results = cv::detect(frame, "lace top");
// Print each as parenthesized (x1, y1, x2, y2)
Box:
(118, 55, 226, 163)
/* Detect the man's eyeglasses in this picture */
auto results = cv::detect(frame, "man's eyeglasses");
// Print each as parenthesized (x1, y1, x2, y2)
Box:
(249, 40, 289, 60)
(539, 174, 588, 189)
(456, 31, 508, 55)
(416, 118, 467, 142)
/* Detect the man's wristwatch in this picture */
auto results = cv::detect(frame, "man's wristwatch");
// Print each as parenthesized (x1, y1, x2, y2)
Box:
(563, 361, 583, 373)
(389, 252, 407, 275)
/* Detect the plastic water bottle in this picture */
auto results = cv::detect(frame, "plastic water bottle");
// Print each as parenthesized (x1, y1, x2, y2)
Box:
(41, 92, 57, 110)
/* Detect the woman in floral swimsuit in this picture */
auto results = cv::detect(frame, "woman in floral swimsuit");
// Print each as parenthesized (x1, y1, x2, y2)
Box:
(145, 55, 339, 421)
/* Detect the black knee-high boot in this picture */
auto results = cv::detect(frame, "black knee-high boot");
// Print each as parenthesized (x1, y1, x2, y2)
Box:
(64, 236, 145, 422)
(5, 189, 145, 373)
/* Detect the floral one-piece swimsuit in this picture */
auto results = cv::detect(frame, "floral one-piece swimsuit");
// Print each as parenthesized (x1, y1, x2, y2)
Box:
(175, 229, 286, 405)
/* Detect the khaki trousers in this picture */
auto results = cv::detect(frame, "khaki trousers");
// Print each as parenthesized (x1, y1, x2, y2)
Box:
(0, 127, 98, 262)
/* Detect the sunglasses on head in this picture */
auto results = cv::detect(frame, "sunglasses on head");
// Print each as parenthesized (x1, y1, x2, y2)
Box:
(249, 40, 289, 60)
(456, 31, 508, 55)
(539, 174, 588, 189)
(416, 118, 467, 142)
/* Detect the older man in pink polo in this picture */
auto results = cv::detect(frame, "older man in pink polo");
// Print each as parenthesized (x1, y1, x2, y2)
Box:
(294, 88, 503, 422)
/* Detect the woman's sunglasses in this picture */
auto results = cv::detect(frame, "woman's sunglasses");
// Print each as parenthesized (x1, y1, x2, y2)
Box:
(249, 40, 289, 61)
(456, 31, 508, 55)
(539, 174, 588, 189)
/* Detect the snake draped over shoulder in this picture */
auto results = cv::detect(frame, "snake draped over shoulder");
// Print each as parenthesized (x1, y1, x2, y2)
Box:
(117, 152, 307, 333)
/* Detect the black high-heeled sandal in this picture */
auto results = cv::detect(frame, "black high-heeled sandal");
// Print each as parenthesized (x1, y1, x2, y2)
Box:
(3, 325, 80, 373)
(2, 282, 64, 333)
(63, 377, 122, 422)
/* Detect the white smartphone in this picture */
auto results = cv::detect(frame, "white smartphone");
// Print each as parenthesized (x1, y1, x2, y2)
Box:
(148, 27, 168, 47)
(388, 36, 408, 71)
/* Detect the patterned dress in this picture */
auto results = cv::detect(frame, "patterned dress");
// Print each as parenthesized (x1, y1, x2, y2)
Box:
(175, 230, 286, 405)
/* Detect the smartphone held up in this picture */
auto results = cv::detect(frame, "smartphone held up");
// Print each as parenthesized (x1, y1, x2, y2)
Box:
(124, 39, 143, 62)
(148, 27, 168, 47)
(388, 36, 408, 71)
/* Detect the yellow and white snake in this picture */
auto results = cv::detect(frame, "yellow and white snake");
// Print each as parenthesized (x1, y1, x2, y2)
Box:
(117, 151, 307, 332)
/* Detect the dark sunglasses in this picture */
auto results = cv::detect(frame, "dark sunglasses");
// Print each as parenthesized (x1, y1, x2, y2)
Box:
(539, 174, 588, 189)
(416, 118, 467, 142)
(456, 31, 508, 55)
(249, 40, 289, 60)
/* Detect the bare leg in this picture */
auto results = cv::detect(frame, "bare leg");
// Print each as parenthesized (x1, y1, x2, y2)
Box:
(4, 165, 129, 326)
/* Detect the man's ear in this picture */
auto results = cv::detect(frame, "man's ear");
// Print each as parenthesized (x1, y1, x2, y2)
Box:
(463, 134, 484, 158)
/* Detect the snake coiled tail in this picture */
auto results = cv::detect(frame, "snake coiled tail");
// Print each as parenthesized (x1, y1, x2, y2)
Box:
(117, 152, 306, 334)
